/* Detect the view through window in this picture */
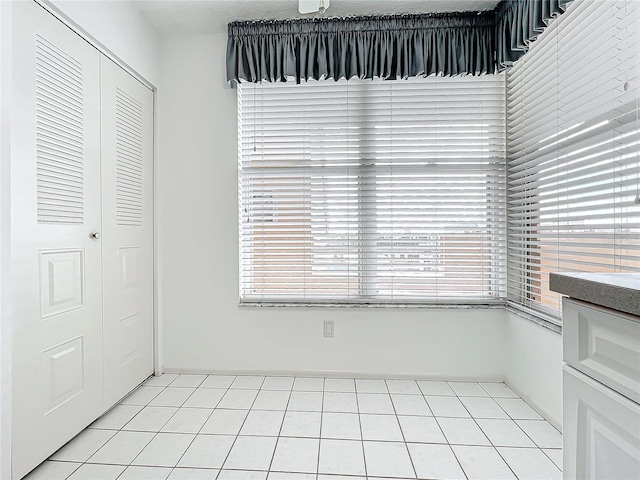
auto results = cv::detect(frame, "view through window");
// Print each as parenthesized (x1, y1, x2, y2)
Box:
(237, 0, 639, 322)
(506, 0, 640, 322)
(238, 76, 507, 304)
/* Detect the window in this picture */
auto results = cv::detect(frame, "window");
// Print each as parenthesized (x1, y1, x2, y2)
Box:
(238, 76, 506, 304)
(507, 0, 640, 322)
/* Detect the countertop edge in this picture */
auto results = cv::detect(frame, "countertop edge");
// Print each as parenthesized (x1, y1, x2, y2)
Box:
(549, 273, 640, 317)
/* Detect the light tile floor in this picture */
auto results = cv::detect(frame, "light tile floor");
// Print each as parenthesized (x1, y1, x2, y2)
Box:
(26, 375, 562, 480)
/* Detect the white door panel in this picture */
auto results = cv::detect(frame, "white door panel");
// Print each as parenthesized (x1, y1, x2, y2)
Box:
(100, 56, 154, 409)
(11, 2, 103, 478)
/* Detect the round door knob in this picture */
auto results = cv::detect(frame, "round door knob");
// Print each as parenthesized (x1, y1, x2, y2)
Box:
(91, 232, 101, 240)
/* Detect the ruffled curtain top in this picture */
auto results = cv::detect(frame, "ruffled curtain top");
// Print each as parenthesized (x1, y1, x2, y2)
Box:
(226, 0, 572, 83)
(495, 0, 571, 68)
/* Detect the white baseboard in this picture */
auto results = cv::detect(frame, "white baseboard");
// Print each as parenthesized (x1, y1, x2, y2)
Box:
(161, 367, 505, 383)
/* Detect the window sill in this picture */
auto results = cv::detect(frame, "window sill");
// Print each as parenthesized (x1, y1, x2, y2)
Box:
(238, 301, 506, 309)
(238, 300, 563, 333)
(505, 303, 562, 334)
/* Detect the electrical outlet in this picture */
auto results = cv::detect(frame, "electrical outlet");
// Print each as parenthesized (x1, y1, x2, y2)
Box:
(324, 320, 334, 338)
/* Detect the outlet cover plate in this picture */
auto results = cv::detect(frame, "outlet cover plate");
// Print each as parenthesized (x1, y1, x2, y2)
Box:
(324, 320, 334, 337)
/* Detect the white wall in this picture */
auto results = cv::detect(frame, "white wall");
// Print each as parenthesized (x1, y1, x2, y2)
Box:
(46, 0, 161, 86)
(157, 33, 509, 379)
(0, 3, 13, 477)
(505, 311, 563, 428)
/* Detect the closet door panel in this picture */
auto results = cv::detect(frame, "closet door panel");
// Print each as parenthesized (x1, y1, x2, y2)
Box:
(11, 2, 103, 478)
(100, 56, 154, 408)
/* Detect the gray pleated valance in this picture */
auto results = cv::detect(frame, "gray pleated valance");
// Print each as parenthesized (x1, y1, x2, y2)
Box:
(226, 12, 495, 83)
(495, 0, 571, 68)
(226, 0, 572, 83)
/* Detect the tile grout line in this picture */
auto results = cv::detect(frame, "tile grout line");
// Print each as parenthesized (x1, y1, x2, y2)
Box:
(60, 377, 210, 479)
(42, 377, 561, 480)
(460, 391, 515, 479)
(79, 382, 171, 477)
(540, 447, 563, 472)
(124, 374, 204, 469)
(314, 378, 326, 478)
(267, 376, 296, 475)
(117, 374, 208, 479)
(469, 382, 529, 479)
(450, 381, 518, 480)
(215, 375, 266, 478)
(171, 374, 236, 479)
(354, 379, 368, 479)
(59, 460, 83, 480)
(384, 379, 419, 480)
(484, 382, 555, 425)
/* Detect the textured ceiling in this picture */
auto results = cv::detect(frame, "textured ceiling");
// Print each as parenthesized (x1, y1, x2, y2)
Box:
(134, 0, 501, 35)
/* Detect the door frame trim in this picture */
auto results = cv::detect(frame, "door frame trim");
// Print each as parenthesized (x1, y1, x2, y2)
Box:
(0, 2, 15, 478)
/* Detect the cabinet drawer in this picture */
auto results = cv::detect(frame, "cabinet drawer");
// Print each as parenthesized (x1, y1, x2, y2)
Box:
(563, 366, 640, 480)
(563, 297, 640, 403)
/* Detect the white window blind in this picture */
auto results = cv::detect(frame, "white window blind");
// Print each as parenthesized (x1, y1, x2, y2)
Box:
(507, 0, 640, 322)
(238, 76, 506, 304)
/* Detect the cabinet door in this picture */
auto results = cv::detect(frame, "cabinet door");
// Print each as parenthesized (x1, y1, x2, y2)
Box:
(563, 365, 640, 480)
(563, 297, 640, 404)
(100, 56, 154, 409)
(11, 2, 103, 478)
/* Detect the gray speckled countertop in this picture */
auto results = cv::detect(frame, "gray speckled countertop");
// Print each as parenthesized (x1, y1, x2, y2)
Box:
(550, 272, 640, 317)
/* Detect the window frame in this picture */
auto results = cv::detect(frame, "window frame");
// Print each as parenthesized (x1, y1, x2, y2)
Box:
(237, 76, 507, 306)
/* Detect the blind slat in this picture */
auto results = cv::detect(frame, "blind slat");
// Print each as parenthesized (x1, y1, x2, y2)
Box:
(239, 75, 507, 303)
(507, 0, 640, 322)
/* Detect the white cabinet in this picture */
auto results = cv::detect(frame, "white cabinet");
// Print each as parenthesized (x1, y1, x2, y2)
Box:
(563, 298, 640, 404)
(562, 298, 640, 480)
(9, 2, 154, 478)
(563, 366, 640, 480)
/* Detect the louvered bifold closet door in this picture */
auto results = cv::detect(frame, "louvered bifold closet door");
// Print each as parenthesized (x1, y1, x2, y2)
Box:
(507, 0, 640, 322)
(10, 2, 104, 478)
(239, 76, 506, 304)
(100, 56, 154, 409)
